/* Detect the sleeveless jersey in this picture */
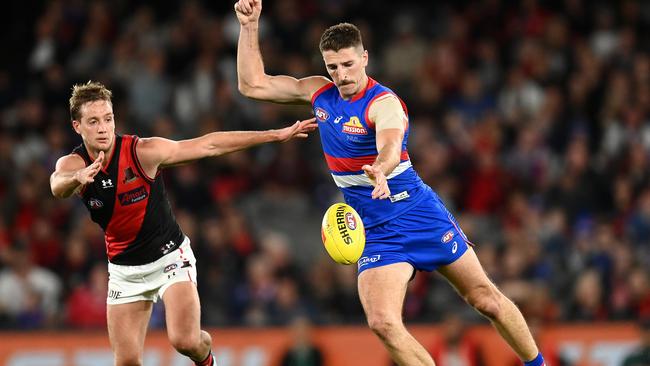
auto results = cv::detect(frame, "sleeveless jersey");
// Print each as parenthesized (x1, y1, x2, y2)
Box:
(312, 77, 427, 228)
(72, 135, 184, 265)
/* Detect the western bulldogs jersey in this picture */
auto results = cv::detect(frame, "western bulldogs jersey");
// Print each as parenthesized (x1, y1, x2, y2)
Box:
(312, 77, 427, 228)
(73, 135, 184, 265)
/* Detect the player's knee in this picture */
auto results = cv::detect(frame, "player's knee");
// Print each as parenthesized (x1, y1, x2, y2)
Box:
(465, 284, 503, 320)
(169, 333, 201, 356)
(367, 314, 403, 341)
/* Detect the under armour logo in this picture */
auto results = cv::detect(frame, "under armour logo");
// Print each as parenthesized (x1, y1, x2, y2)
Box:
(102, 179, 113, 188)
(161, 240, 175, 255)
(334, 116, 343, 124)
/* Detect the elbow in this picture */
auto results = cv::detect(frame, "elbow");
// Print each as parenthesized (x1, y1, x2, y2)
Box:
(238, 88, 254, 99)
(237, 76, 267, 99)
(237, 81, 249, 96)
(51, 188, 65, 199)
(237, 81, 258, 99)
(50, 182, 71, 199)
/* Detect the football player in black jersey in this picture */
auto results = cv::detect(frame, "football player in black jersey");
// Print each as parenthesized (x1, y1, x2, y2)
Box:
(50, 81, 317, 366)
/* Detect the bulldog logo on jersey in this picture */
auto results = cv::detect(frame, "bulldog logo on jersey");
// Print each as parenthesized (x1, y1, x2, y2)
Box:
(315, 107, 329, 122)
(342, 117, 367, 135)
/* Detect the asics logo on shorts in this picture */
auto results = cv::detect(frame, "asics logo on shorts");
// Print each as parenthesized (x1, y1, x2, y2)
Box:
(452, 241, 458, 254)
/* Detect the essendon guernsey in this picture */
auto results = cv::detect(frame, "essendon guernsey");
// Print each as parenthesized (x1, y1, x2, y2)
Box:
(73, 135, 184, 265)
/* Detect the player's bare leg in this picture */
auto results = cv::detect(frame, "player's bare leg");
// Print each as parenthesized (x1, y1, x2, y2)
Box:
(163, 282, 213, 365)
(358, 262, 436, 366)
(438, 247, 540, 362)
(108, 301, 153, 366)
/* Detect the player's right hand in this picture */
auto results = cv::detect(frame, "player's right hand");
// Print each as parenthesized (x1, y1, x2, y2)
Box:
(75, 151, 104, 184)
(234, 0, 261, 26)
(362, 164, 391, 200)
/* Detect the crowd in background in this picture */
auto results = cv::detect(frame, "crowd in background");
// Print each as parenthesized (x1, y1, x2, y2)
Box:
(0, 0, 649, 331)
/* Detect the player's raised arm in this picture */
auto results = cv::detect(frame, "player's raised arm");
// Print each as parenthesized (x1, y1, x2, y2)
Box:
(235, 0, 328, 104)
(50, 151, 104, 198)
(136, 117, 317, 173)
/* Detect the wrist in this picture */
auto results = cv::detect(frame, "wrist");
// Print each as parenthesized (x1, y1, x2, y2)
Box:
(271, 129, 282, 142)
(72, 169, 85, 185)
(373, 162, 392, 177)
(241, 20, 260, 29)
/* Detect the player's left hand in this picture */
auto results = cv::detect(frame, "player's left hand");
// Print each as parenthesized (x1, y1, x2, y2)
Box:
(362, 164, 391, 199)
(234, 0, 262, 26)
(277, 117, 318, 142)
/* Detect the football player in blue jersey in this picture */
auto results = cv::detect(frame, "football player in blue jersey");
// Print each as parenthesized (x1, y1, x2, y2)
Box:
(234, 1, 546, 365)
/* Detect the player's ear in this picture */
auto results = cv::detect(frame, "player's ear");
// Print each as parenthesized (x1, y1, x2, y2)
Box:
(71, 119, 81, 135)
(362, 49, 368, 67)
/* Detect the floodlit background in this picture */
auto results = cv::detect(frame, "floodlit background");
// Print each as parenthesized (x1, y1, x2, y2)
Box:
(0, 0, 648, 365)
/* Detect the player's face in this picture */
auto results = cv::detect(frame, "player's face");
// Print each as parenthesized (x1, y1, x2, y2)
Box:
(72, 100, 116, 153)
(323, 46, 368, 99)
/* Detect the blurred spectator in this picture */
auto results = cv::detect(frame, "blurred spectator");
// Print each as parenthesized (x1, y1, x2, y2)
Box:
(429, 313, 483, 366)
(128, 48, 172, 130)
(567, 269, 608, 321)
(280, 315, 324, 366)
(65, 262, 107, 329)
(621, 318, 650, 366)
(0, 243, 62, 329)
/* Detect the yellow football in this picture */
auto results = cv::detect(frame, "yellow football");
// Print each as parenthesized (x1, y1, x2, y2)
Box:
(321, 203, 365, 264)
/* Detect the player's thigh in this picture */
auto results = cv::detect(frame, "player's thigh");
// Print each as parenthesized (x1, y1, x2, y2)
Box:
(437, 246, 496, 299)
(107, 301, 153, 363)
(358, 262, 414, 322)
(162, 281, 202, 341)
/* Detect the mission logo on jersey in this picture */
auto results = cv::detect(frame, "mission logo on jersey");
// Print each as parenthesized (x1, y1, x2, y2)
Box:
(342, 117, 367, 135)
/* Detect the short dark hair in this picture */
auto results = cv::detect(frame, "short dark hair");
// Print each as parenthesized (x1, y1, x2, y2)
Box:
(319, 23, 363, 53)
(69, 81, 112, 121)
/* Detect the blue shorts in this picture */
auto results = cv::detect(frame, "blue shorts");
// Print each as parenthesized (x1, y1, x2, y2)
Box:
(357, 187, 471, 275)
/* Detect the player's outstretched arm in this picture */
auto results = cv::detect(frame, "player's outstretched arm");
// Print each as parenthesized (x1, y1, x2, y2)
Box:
(50, 151, 104, 198)
(137, 117, 318, 170)
(235, 0, 328, 104)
